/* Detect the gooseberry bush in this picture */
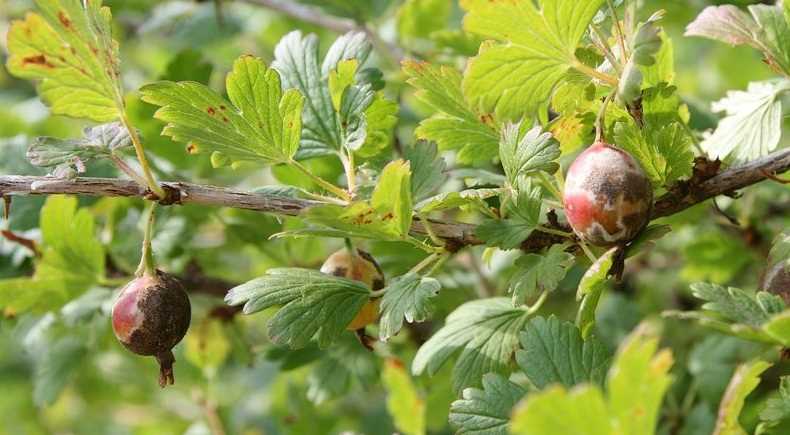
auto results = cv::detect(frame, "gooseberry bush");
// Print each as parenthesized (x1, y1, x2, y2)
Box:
(2, 0, 790, 433)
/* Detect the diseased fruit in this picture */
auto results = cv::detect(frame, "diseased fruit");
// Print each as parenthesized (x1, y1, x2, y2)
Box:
(320, 248, 385, 330)
(761, 261, 790, 305)
(563, 141, 653, 246)
(112, 270, 191, 387)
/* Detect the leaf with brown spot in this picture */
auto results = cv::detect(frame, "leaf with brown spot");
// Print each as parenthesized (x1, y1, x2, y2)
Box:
(6, 0, 124, 122)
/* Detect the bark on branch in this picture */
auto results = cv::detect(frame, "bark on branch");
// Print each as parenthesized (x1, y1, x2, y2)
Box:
(1, 148, 789, 253)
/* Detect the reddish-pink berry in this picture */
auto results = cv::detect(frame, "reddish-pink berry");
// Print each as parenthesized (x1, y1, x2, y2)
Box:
(563, 142, 653, 246)
(112, 271, 191, 387)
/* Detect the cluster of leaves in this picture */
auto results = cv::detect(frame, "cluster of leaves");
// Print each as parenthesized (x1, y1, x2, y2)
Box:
(2, 0, 790, 434)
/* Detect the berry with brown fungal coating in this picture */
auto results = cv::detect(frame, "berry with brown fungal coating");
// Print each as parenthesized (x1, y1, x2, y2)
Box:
(112, 270, 191, 387)
(761, 261, 790, 306)
(320, 248, 385, 330)
(563, 141, 653, 247)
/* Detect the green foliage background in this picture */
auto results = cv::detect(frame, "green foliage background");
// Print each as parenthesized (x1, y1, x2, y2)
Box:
(0, 0, 789, 434)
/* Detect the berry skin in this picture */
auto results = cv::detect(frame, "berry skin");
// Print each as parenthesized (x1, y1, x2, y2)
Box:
(112, 270, 191, 387)
(563, 142, 653, 246)
(761, 261, 790, 305)
(320, 248, 385, 330)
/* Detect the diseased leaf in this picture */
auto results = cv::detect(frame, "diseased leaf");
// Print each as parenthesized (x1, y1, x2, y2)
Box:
(449, 373, 526, 435)
(403, 60, 499, 165)
(224, 268, 370, 348)
(379, 273, 441, 341)
(461, 0, 607, 120)
(412, 298, 531, 392)
(6, 0, 124, 121)
(141, 56, 304, 166)
(516, 316, 611, 389)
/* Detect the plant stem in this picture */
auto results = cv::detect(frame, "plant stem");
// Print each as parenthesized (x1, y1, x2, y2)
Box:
(120, 113, 166, 199)
(343, 150, 357, 199)
(571, 60, 618, 86)
(527, 290, 549, 314)
(536, 225, 573, 238)
(579, 240, 598, 264)
(418, 215, 445, 247)
(110, 154, 149, 188)
(290, 159, 351, 201)
(595, 91, 616, 143)
(410, 252, 440, 275)
(607, 0, 628, 61)
(538, 172, 563, 201)
(135, 202, 158, 277)
(589, 24, 622, 74)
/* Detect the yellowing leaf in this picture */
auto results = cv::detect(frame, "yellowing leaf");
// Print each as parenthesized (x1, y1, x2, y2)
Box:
(6, 0, 124, 122)
(383, 359, 426, 435)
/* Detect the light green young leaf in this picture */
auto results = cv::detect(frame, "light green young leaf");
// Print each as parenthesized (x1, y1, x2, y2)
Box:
(403, 60, 499, 165)
(516, 316, 610, 389)
(397, 0, 451, 41)
(686, 4, 790, 75)
(6, 0, 124, 122)
(449, 373, 527, 435)
(576, 247, 615, 339)
(356, 95, 398, 158)
(460, 0, 607, 120)
(372, 160, 414, 238)
(417, 189, 500, 214)
(701, 80, 790, 162)
(499, 123, 560, 186)
(224, 268, 370, 349)
(329, 59, 359, 111)
(141, 56, 304, 166)
(511, 385, 610, 435)
(508, 245, 574, 306)
(383, 359, 426, 435)
(379, 273, 441, 341)
(613, 120, 693, 187)
(0, 196, 105, 312)
(412, 298, 531, 393)
(763, 311, 790, 347)
(714, 360, 772, 435)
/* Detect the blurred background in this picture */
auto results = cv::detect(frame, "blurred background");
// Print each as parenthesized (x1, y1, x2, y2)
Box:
(0, 0, 789, 434)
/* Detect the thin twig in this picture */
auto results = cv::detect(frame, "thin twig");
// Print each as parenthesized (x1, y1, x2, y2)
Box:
(1, 148, 789, 252)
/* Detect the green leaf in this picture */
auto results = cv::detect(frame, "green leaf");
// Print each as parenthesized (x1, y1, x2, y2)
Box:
(417, 188, 500, 214)
(613, 120, 693, 187)
(499, 123, 560, 186)
(412, 297, 531, 392)
(0, 196, 104, 312)
(511, 385, 610, 435)
(460, 0, 607, 120)
(397, 0, 451, 41)
(33, 336, 86, 406)
(224, 268, 371, 348)
(714, 360, 772, 435)
(372, 160, 414, 238)
(403, 60, 499, 165)
(760, 377, 790, 429)
(27, 122, 133, 178)
(449, 373, 526, 435)
(575, 248, 616, 338)
(508, 245, 574, 306)
(273, 31, 372, 156)
(700, 80, 790, 162)
(517, 316, 610, 389)
(379, 273, 441, 341)
(763, 311, 790, 347)
(404, 141, 448, 201)
(690, 282, 781, 327)
(476, 179, 543, 250)
(141, 55, 304, 166)
(686, 4, 790, 75)
(356, 94, 398, 158)
(329, 59, 359, 111)
(306, 334, 378, 404)
(6, 0, 124, 122)
(383, 359, 426, 435)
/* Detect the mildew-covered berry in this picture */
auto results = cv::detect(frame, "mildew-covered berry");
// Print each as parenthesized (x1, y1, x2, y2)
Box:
(112, 270, 191, 387)
(563, 142, 653, 246)
(761, 261, 790, 306)
(320, 248, 385, 330)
